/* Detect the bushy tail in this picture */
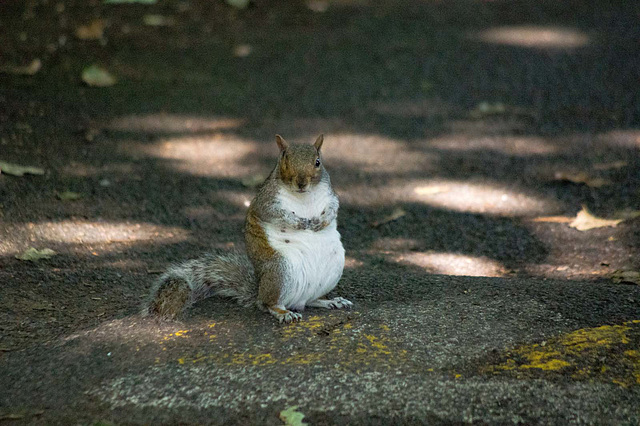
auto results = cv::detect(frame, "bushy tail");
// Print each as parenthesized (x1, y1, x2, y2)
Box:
(142, 251, 257, 320)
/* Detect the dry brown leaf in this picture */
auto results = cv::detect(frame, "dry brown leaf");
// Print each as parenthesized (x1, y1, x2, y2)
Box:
(371, 207, 406, 228)
(569, 206, 622, 231)
(611, 270, 640, 285)
(553, 171, 611, 188)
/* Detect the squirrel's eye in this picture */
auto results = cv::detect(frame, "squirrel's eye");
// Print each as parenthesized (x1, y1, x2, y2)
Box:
(315, 158, 321, 167)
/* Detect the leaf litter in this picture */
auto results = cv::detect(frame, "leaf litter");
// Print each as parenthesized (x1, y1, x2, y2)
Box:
(0, 59, 42, 76)
(0, 161, 45, 176)
(568, 206, 640, 231)
(279, 406, 307, 426)
(16, 248, 57, 261)
(82, 65, 117, 87)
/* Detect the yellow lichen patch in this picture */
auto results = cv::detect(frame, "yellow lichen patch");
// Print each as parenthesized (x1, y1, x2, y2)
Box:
(482, 320, 640, 387)
(364, 334, 392, 355)
(520, 358, 571, 371)
(559, 324, 631, 350)
(280, 315, 327, 339)
(160, 329, 193, 344)
(513, 348, 570, 371)
(174, 322, 406, 369)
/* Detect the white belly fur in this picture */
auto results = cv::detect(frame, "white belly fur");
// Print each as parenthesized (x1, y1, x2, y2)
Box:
(264, 184, 345, 310)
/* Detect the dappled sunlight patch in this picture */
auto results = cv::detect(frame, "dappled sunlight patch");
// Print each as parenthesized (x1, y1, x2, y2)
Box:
(409, 180, 559, 216)
(595, 130, 640, 148)
(341, 179, 560, 216)
(0, 220, 189, 255)
(323, 133, 438, 174)
(475, 26, 590, 49)
(428, 135, 558, 156)
(106, 114, 244, 134)
(344, 256, 364, 269)
(119, 135, 259, 177)
(392, 251, 506, 277)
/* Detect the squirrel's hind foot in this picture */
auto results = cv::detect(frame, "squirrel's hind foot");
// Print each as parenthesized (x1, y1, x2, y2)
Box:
(268, 305, 303, 323)
(307, 297, 353, 310)
(146, 278, 191, 320)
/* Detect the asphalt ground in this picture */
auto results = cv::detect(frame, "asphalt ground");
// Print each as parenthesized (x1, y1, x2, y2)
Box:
(1, 0, 639, 424)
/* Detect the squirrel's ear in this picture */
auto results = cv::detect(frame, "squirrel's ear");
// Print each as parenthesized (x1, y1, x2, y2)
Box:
(314, 134, 324, 151)
(275, 134, 288, 152)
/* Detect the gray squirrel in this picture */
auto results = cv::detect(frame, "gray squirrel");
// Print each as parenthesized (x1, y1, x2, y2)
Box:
(143, 134, 352, 323)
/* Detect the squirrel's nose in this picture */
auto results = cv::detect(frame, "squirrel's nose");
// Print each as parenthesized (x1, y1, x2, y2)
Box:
(297, 180, 306, 189)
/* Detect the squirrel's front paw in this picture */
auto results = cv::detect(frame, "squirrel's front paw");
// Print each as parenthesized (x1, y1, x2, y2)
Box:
(309, 217, 329, 232)
(296, 218, 311, 230)
(307, 297, 353, 310)
(268, 305, 303, 323)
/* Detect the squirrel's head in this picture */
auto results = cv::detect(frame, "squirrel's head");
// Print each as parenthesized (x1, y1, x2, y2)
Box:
(276, 134, 325, 194)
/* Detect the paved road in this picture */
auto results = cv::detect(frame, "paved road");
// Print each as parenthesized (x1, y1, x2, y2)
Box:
(1, 0, 639, 424)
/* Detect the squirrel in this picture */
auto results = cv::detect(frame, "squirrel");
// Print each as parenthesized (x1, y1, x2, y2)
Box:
(143, 134, 352, 323)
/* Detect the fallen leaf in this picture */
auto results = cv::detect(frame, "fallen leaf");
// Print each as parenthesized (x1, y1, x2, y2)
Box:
(82, 65, 117, 87)
(414, 185, 448, 195)
(226, 0, 250, 9)
(279, 406, 307, 426)
(75, 20, 105, 40)
(593, 161, 627, 171)
(0, 161, 45, 176)
(569, 206, 622, 231)
(16, 248, 57, 261)
(611, 270, 640, 285)
(143, 14, 175, 26)
(56, 190, 83, 201)
(553, 171, 611, 188)
(241, 173, 265, 188)
(371, 207, 406, 228)
(0, 59, 42, 75)
(104, 0, 157, 3)
(530, 216, 572, 223)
